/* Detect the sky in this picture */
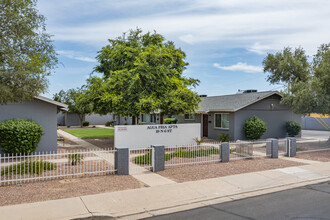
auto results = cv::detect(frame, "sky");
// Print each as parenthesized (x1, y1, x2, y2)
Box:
(37, 0, 330, 98)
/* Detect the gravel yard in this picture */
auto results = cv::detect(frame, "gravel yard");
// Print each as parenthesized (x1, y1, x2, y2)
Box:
(158, 158, 306, 182)
(84, 138, 114, 149)
(296, 150, 330, 162)
(0, 175, 145, 206)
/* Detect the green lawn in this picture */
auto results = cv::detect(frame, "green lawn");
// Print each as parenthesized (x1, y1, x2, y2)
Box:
(63, 128, 114, 139)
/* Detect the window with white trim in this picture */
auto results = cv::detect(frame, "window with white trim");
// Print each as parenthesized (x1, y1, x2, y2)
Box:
(184, 113, 195, 120)
(214, 113, 229, 129)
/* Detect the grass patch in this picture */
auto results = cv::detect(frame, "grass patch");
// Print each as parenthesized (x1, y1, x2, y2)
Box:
(134, 147, 222, 165)
(63, 128, 114, 139)
(1, 160, 56, 176)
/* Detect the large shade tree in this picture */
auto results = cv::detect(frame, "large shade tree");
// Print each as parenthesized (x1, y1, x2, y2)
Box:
(54, 87, 92, 127)
(0, 0, 57, 104)
(263, 43, 330, 115)
(87, 29, 201, 124)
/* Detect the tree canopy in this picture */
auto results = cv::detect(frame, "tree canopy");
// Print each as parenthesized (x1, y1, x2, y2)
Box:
(263, 43, 330, 115)
(0, 0, 57, 104)
(87, 29, 200, 121)
(54, 87, 92, 127)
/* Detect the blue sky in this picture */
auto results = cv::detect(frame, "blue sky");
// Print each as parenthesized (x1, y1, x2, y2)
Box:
(37, 0, 330, 98)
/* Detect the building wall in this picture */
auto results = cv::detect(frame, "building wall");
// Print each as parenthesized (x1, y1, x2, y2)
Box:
(85, 113, 113, 125)
(0, 99, 57, 153)
(234, 95, 301, 140)
(65, 112, 84, 126)
(207, 113, 235, 140)
(176, 114, 201, 124)
(301, 116, 330, 131)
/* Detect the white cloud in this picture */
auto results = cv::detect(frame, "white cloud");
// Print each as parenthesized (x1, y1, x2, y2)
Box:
(57, 50, 96, 63)
(213, 62, 263, 73)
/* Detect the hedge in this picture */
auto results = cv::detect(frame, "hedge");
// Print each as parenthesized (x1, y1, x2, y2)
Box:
(164, 118, 178, 124)
(0, 119, 44, 154)
(285, 121, 301, 137)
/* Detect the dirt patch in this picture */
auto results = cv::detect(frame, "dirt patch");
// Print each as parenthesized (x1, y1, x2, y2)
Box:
(0, 175, 145, 206)
(158, 158, 306, 183)
(296, 141, 329, 152)
(296, 150, 330, 162)
(84, 138, 114, 149)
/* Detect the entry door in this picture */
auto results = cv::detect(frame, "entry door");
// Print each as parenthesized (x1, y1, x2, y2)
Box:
(203, 114, 208, 137)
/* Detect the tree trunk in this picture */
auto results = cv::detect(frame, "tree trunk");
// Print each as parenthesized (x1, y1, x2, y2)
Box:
(78, 114, 84, 127)
(132, 116, 136, 125)
(160, 113, 164, 124)
(117, 114, 121, 125)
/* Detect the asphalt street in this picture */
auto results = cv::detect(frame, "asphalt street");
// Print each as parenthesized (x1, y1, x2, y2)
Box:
(144, 181, 330, 220)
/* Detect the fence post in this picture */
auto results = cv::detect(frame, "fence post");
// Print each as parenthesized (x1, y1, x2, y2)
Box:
(115, 147, 129, 175)
(151, 145, 165, 172)
(266, 139, 278, 158)
(287, 138, 296, 157)
(220, 142, 230, 162)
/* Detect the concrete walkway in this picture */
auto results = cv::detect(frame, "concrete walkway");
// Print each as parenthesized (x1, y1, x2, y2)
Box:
(0, 162, 329, 220)
(58, 129, 176, 187)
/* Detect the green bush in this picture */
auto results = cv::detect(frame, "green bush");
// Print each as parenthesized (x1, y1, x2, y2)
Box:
(243, 116, 267, 140)
(285, 121, 301, 137)
(82, 121, 89, 126)
(0, 119, 43, 154)
(105, 121, 112, 126)
(1, 160, 56, 176)
(219, 134, 230, 142)
(66, 153, 84, 165)
(164, 118, 178, 124)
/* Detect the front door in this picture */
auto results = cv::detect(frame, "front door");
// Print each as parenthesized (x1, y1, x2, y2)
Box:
(203, 114, 208, 137)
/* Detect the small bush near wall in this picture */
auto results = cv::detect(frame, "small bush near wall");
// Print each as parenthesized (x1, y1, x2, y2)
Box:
(285, 121, 302, 137)
(243, 116, 267, 140)
(82, 121, 89, 126)
(164, 118, 178, 124)
(105, 121, 111, 126)
(219, 134, 230, 142)
(0, 119, 44, 154)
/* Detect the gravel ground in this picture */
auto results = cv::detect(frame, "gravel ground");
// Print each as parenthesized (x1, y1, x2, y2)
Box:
(295, 150, 330, 162)
(84, 138, 114, 149)
(158, 158, 306, 182)
(0, 175, 145, 206)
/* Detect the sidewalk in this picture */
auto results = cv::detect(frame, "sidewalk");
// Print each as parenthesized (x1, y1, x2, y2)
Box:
(0, 162, 329, 220)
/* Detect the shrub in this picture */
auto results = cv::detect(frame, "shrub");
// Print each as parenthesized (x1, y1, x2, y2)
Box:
(219, 134, 230, 142)
(0, 119, 43, 154)
(105, 121, 111, 126)
(243, 116, 267, 140)
(66, 153, 84, 165)
(164, 118, 178, 124)
(285, 121, 301, 137)
(82, 121, 89, 126)
(1, 160, 55, 176)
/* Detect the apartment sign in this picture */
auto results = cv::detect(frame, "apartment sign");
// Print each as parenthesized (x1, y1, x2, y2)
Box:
(114, 123, 201, 148)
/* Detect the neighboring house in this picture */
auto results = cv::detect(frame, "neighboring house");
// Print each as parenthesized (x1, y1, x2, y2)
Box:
(0, 96, 68, 153)
(177, 91, 301, 140)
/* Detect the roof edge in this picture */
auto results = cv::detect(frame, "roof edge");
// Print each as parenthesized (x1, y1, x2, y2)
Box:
(34, 96, 68, 109)
(233, 91, 282, 112)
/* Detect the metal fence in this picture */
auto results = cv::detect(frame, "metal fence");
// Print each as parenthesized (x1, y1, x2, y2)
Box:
(0, 148, 116, 186)
(164, 142, 221, 167)
(278, 139, 288, 155)
(129, 147, 153, 171)
(230, 141, 271, 160)
(296, 140, 330, 154)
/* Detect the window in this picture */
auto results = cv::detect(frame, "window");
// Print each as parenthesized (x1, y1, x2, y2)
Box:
(184, 113, 195, 120)
(141, 114, 147, 123)
(214, 113, 229, 129)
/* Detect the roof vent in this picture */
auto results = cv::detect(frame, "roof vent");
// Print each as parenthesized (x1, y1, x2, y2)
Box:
(237, 89, 258, 94)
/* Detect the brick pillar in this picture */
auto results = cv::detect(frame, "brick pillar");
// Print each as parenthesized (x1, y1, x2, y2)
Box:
(115, 147, 129, 175)
(266, 139, 278, 158)
(151, 145, 165, 172)
(220, 142, 230, 162)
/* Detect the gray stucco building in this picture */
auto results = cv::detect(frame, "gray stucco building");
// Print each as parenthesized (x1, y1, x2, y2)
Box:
(175, 91, 301, 140)
(0, 96, 67, 153)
